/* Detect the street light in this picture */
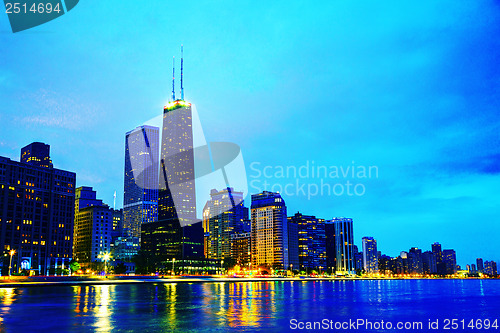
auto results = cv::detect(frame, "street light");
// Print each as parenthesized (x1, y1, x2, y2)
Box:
(8, 249, 15, 277)
(172, 258, 175, 276)
(101, 253, 110, 275)
(221, 260, 224, 275)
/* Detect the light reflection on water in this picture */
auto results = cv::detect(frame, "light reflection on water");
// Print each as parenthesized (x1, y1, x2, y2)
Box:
(0, 280, 499, 332)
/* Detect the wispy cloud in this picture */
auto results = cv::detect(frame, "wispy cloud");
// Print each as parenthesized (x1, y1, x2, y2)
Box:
(16, 88, 99, 130)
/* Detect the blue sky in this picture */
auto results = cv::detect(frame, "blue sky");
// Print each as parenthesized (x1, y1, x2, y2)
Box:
(1, 0, 499, 266)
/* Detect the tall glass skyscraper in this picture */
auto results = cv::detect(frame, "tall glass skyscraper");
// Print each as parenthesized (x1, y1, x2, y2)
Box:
(142, 99, 204, 264)
(250, 191, 289, 270)
(123, 125, 159, 240)
(362, 236, 378, 273)
(326, 217, 355, 275)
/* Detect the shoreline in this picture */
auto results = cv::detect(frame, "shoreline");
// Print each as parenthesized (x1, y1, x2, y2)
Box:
(0, 276, 496, 288)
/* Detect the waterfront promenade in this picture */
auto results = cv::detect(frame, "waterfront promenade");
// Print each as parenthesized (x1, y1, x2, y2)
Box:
(0, 274, 495, 288)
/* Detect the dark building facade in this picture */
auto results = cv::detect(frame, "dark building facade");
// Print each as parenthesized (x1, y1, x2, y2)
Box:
(325, 218, 355, 274)
(0, 143, 75, 275)
(288, 212, 326, 272)
(362, 237, 378, 273)
(287, 219, 299, 270)
(442, 249, 457, 275)
(123, 125, 159, 240)
(20, 142, 53, 168)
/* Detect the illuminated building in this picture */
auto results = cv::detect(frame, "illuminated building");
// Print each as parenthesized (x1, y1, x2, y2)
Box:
(250, 191, 289, 270)
(362, 237, 378, 273)
(123, 125, 159, 240)
(288, 212, 326, 272)
(73, 187, 113, 264)
(20, 142, 53, 168)
(408, 247, 423, 274)
(142, 51, 204, 268)
(0, 143, 75, 275)
(325, 218, 355, 275)
(231, 232, 251, 267)
(112, 234, 140, 261)
(203, 187, 248, 265)
(484, 261, 497, 277)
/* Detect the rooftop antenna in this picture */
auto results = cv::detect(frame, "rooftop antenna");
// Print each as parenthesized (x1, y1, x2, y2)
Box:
(113, 191, 116, 210)
(172, 56, 176, 101)
(180, 45, 184, 100)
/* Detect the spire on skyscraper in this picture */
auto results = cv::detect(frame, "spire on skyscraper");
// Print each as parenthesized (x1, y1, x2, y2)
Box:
(181, 45, 184, 101)
(172, 56, 176, 101)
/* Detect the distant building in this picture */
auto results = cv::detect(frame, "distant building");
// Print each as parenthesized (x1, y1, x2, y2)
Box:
(0, 143, 75, 275)
(123, 125, 159, 240)
(353, 245, 363, 271)
(326, 218, 355, 275)
(484, 261, 497, 277)
(287, 219, 299, 270)
(73, 187, 113, 264)
(408, 247, 423, 274)
(288, 213, 327, 272)
(422, 251, 437, 274)
(432, 242, 447, 275)
(476, 258, 484, 273)
(442, 249, 457, 275)
(362, 237, 378, 273)
(202, 187, 248, 265)
(250, 191, 289, 270)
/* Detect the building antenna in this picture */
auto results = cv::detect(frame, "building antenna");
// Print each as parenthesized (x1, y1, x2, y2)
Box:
(113, 191, 116, 210)
(172, 56, 176, 101)
(180, 45, 184, 100)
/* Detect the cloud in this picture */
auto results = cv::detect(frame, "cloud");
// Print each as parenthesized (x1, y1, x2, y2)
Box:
(15, 88, 99, 130)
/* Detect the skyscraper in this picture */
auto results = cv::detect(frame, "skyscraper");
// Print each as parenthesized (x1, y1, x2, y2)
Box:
(422, 251, 437, 274)
(250, 191, 289, 270)
(288, 213, 327, 272)
(123, 125, 159, 239)
(326, 218, 355, 275)
(142, 52, 204, 267)
(442, 249, 457, 275)
(362, 237, 378, 273)
(476, 258, 484, 273)
(432, 242, 446, 275)
(408, 247, 423, 274)
(0, 143, 75, 275)
(287, 219, 299, 271)
(484, 261, 498, 276)
(202, 187, 248, 264)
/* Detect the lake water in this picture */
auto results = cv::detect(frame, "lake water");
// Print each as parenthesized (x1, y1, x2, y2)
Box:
(0, 279, 499, 332)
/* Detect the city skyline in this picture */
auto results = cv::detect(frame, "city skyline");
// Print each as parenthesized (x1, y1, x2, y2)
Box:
(1, 0, 500, 267)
